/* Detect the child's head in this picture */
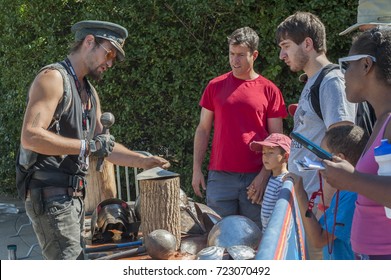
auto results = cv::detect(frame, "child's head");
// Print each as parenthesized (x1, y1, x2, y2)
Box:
(250, 133, 291, 172)
(321, 125, 369, 166)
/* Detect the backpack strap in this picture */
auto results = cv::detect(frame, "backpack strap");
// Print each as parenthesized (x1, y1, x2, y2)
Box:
(309, 64, 340, 121)
(40, 62, 72, 133)
(356, 100, 376, 135)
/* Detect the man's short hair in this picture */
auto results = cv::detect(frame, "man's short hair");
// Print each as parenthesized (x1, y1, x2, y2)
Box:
(227, 27, 259, 53)
(276, 12, 327, 53)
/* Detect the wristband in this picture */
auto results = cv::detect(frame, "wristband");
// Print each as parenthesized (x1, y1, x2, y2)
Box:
(79, 139, 86, 160)
(79, 139, 89, 170)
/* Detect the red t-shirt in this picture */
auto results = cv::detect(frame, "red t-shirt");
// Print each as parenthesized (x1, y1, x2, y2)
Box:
(200, 72, 287, 173)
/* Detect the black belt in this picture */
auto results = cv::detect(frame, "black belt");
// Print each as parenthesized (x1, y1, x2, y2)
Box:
(31, 170, 86, 191)
(26, 186, 84, 199)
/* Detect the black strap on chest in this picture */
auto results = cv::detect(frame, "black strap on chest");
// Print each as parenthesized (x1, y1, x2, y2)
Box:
(61, 58, 92, 138)
(308, 64, 340, 120)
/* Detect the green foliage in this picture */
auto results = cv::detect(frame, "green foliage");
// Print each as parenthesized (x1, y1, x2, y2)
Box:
(0, 0, 357, 198)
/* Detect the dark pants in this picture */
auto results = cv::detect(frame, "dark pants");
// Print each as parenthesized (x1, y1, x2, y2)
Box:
(206, 171, 262, 229)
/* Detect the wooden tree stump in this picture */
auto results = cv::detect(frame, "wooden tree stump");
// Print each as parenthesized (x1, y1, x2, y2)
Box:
(139, 177, 181, 250)
(84, 157, 117, 214)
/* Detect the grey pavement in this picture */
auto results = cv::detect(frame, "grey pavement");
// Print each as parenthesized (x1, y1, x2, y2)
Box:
(0, 194, 43, 260)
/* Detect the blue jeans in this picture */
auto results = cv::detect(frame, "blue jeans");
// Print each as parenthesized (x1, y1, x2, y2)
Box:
(206, 171, 262, 229)
(25, 194, 85, 260)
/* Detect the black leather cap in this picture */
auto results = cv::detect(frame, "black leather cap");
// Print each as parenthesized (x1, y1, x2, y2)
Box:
(71, 20, 128, 61)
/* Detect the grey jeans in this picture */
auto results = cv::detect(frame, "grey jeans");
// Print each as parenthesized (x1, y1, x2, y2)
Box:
(206, 170, 262, 229)
(25, 194, 85, 260)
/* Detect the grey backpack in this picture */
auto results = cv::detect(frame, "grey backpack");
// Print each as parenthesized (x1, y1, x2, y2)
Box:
(303, 64, 376, 136)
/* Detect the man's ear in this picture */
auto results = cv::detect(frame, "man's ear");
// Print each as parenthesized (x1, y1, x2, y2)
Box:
(85, 34, 95, 47)
(252, 50, 259, 61)
(303, 37, 314, 51)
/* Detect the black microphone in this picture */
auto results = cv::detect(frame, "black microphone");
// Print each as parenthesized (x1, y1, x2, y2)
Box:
(96, 112, 115, 172)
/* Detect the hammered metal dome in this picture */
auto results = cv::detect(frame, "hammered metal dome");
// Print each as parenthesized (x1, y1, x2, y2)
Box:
(207, 215, 261, 250)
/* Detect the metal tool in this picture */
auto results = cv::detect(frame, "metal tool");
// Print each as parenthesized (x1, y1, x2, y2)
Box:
(94, 246, 146, 260)
(96, 112, 115, 172)
(84, 239, 142, 254)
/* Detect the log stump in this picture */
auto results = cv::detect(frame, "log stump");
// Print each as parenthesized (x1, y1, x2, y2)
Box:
(85, 157, 117, 214)
(139, 176, 181, 250)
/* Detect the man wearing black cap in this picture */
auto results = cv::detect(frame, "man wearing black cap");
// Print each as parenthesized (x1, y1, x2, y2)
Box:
(18, 20, 170, 260)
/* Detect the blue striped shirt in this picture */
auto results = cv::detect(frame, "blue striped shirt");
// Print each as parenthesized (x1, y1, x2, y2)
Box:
(261, 173, 287, 233)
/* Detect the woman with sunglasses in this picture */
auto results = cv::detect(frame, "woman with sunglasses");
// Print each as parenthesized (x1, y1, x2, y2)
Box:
(320, 28, 391, 260)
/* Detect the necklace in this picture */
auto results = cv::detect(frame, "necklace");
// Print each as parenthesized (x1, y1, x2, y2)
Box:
(64, 58, 92, 138)
(63, 58, 92, 171)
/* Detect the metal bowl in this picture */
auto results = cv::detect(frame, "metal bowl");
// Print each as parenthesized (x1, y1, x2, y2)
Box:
(196, 246, 225, 260)
(207, 215, 261, 250)
(144, 229, 177, 260)
(227, 245, 255, 260)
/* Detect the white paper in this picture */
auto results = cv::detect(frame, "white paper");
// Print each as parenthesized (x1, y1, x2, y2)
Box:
(294, 156, 325, 171)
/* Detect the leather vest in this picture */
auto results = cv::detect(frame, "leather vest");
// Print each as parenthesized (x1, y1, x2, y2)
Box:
(34, 61, 97, 177)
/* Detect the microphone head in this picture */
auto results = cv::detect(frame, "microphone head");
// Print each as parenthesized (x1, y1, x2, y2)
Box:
(100, 112, 115, 128)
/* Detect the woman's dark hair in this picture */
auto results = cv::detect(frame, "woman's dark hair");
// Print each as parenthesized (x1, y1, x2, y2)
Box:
(351, 28, 391, 85)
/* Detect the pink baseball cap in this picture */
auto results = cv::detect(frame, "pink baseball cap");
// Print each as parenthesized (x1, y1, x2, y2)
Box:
(250, 133, 291, 153)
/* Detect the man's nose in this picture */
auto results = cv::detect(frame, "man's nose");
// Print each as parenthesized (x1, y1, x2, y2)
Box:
(233, 55, 240, 63)
(106, 59, 114, 68)
(279, 49, 286, 60)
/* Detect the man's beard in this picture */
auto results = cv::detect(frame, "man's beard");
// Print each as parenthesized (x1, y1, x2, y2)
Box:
(290, 48, 309, 73)
(88, 67, 103, 82)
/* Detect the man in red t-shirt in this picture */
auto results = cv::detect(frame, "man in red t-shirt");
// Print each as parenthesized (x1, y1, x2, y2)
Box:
(192, 26, 287, 228)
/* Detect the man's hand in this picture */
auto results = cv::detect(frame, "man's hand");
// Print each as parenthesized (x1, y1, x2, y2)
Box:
(246, 170, 269, 204)
(89, 134, 115, 158)
(247, 184, 257, 202)
(142, 155, 170, 170)
(192, 169, 206, 197)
